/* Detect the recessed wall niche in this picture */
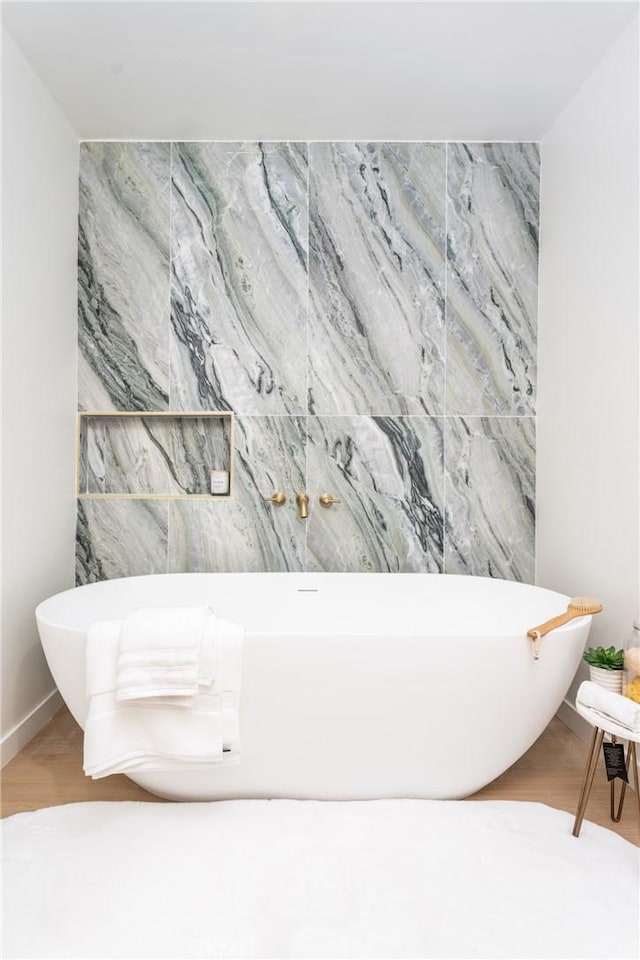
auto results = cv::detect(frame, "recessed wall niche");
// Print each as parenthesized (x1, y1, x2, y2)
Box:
(77, 412, 233, 499)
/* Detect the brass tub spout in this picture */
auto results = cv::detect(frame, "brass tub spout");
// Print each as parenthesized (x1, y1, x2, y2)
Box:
(296, 492, 309, 519)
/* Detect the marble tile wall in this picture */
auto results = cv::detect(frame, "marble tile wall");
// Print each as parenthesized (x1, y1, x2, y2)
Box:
(77, 141, 539, 584)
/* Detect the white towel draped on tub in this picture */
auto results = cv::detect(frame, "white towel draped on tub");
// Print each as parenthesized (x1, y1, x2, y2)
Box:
(116, 606, 215, 702)
(83, 609, 243, 779)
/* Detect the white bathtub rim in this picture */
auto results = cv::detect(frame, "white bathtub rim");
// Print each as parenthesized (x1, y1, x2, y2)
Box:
(35, 571, 581, 638)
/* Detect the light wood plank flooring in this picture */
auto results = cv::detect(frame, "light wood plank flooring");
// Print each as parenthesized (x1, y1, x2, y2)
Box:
(1, 707, 638, 846)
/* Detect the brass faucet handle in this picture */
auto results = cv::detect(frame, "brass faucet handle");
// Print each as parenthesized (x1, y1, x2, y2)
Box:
(319, 493, 341, 507)
(265, 491, 286, 506)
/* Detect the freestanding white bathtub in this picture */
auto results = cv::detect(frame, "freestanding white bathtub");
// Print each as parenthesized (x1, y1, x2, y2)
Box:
(36, 572, 592, 802)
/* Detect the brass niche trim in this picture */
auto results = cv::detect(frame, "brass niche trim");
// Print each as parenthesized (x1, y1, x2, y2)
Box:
(75, 410, 234, 501)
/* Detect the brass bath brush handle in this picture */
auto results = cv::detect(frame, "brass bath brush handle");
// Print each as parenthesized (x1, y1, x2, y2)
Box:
(527, 597, 604, 640)
(526, 597, 603, 660)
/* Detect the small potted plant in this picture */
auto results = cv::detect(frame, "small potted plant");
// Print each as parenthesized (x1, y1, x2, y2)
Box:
(583, 645, 624, 694)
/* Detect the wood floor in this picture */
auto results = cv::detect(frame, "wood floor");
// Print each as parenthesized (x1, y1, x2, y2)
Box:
(1, 707, 638, 846)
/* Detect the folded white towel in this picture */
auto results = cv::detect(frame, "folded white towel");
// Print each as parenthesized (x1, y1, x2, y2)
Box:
(116, 667, 200, 701)
(118, 606, 212, 652)
(576, 681, 640, 734)
(84, 617, 243, 779)
(117, 649, 200, 668)
(115, 606, 214, 702)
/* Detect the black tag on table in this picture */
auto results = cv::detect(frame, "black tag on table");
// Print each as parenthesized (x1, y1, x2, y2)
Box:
(603, 742, 629, 783)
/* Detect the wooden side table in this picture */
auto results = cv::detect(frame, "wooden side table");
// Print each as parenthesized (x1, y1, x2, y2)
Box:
(572, 701, 640, 837)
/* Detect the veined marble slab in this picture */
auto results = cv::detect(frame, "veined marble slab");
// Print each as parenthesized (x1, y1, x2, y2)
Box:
(308, 143, 446, 416)
(446, 143, 539, 416)
(170, 142, 308, 414)
(76, 500, 168, 584)
(307, 416, 444, 572)
(168, 416, 306, 572)
(444, 416, 535, 582)
(76, 139, 540, 585)
(79, 416, 231, 497)
(78, 142, 170, 411)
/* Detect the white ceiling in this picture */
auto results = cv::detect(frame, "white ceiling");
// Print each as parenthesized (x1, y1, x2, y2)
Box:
(2, 1, 638, 141)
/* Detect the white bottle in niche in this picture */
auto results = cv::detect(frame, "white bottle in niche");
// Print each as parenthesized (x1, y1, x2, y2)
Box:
(210, 470, 230, 496)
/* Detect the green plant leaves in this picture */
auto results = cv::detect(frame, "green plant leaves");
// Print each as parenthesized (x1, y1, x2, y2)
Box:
(583, 645, 624, 670)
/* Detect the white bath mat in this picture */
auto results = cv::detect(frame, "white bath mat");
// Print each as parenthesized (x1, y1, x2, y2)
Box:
(2, 799, 638, 959)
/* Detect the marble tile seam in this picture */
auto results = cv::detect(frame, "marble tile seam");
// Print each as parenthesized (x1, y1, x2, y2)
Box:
(443, 141, 449, 573)
(75, 413, 537, 419)
(168, 140, 174, 411)
(78, 140, 542, 146)
(290, 414, 538, 419)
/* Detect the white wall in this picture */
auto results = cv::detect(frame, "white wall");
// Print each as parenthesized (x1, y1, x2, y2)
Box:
(537, 18, 640, 736)
(1, 30, 79, 762)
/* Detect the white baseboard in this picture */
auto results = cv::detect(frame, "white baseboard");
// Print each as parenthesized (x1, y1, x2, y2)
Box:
(556, 698, 592, 742)
(0, 689, 63, 768)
